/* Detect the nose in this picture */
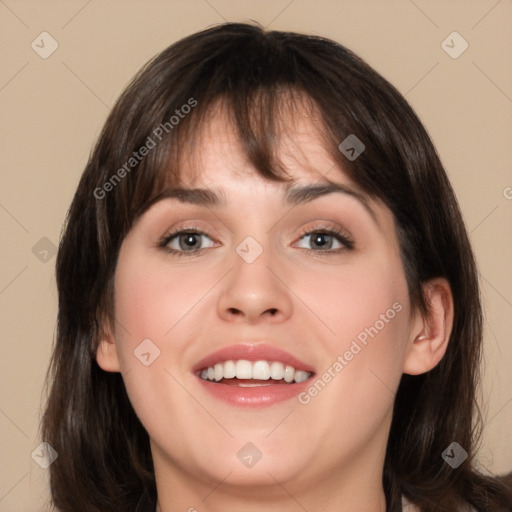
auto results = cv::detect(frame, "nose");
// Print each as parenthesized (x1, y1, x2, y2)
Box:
(216, 242, 293, 325)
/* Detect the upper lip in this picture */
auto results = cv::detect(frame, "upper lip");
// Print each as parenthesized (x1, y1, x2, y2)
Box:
(192, 343, 316, 374)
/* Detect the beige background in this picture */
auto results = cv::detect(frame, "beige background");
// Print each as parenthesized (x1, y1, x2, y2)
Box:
(1, 1, 511, 510)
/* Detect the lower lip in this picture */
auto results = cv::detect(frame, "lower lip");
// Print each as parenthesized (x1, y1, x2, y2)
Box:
(196, 377, 312, 407)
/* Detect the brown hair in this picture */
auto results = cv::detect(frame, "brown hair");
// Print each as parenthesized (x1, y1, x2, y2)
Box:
(41, 22, 511, 511)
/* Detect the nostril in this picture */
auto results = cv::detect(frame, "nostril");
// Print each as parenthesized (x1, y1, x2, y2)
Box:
(225, 307, 279, 319)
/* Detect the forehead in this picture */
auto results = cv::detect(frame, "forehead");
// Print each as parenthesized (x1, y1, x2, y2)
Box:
(176, 95, 347, 189)
(142, 98, 389, 231)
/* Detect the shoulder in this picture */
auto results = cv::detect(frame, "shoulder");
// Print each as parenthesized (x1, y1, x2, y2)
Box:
(402, 497, 419, 511)
(402, 496, 477, 511)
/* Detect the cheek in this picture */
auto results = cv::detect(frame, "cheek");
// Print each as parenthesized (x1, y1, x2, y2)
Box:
(296, 252, 410, 417)
(300, 251, 409, 351)
(110, 249, 220, 450)
(112, 249, 221, 360)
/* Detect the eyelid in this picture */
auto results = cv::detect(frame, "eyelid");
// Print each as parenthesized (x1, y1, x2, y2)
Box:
(294, 223, 355, 249)
(159, 221, 217, 242)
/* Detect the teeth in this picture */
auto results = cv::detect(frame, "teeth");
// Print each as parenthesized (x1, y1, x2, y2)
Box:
(284, 365, 295, 383)
(223, 360, 236, 379)
(235, 360, 253, 379)
(214, 363, 223, 382)
(199, 359, 312, 384)
(270, 361, 284, 379)
(294, 370, 310, 383)
(252, 361, 271, 380)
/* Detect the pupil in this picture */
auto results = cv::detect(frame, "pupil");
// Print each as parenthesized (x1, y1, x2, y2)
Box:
(180, 233, 199, 250)
(313, 233, 331, 249)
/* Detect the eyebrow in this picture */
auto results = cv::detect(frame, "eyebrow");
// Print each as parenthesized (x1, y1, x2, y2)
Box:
(148, 183, 377, 223)
(285, 183, 376, 222)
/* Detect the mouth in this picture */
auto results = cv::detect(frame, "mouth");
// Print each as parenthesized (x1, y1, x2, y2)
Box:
(193, 344, 315, 407)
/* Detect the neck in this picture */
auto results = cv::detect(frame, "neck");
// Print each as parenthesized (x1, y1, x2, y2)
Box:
(155, 478, 387, 512)
(156, 491, 387, 512)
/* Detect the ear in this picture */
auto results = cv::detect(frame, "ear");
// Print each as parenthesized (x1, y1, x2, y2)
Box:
(95, 321, 121, 373)
(403, 278, 454, 375)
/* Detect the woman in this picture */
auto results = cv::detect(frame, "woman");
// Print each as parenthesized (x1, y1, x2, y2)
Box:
(41, 22, 512, 511)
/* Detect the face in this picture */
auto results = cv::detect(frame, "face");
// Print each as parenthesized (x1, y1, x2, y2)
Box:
(98, 103, 421, 502)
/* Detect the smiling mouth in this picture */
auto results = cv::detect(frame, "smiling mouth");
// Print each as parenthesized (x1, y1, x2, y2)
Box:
(198, 359, 313, 385)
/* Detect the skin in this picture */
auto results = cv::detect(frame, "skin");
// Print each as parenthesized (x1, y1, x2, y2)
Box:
(97, 102, 453, 512)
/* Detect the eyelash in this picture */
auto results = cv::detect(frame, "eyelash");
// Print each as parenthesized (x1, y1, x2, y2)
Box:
(158, 224, 354, 258)
(296, 225, 355, 255)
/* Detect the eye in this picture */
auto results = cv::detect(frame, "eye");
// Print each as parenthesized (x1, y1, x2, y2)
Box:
(158, 225, 353, 257)
(294, 227, 354, 253)
(159, 229, 216, 256)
